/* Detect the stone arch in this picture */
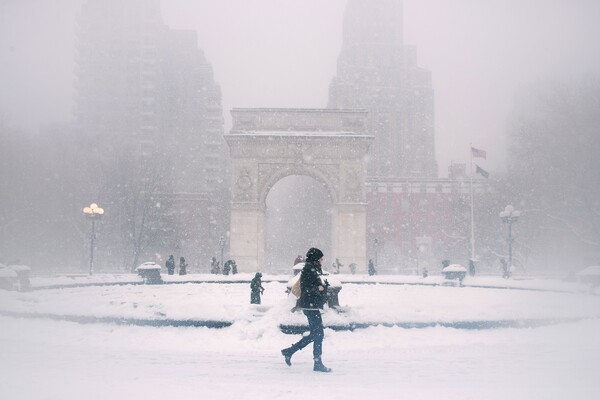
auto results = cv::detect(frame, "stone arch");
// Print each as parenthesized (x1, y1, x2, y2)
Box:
(225, 108, 373, 273)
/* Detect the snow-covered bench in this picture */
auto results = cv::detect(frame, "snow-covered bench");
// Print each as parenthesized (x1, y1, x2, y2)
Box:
(135, 262, 163, 285)
(7, 264, 31, 291)
(442, 264, 467, 286)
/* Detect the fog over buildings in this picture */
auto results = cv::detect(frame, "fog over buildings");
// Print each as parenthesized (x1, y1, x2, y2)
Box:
(3, 0, 600, 175)
(1, 0, 599, 272)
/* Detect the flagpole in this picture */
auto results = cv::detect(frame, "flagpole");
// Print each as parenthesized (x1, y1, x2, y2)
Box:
(469, 144, 475, 261)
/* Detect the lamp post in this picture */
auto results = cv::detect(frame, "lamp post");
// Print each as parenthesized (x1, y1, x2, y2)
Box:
(415, 236, 430, 277)
(83, 203, 104, 275)
(374, 238, 379, 269)
(499, 205, 520, 272)
(219, 235, 225, 269)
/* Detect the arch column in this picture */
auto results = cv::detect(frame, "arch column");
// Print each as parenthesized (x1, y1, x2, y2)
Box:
(229, 203, 265, 272)
(331, 202, 368, 272)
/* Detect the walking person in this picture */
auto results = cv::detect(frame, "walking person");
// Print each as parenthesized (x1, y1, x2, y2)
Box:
(334, 258, 344, 274)
(468, 259, 476, 277)
(210, 257, 220, 274)
(250, 272, 264, 304)
(179, 256, 188, 275)
(223, 259, 232, 275)
(280, 247, 332, 373)
(500, 258, 510, 279)
(166, 255, 175, 275)
(368, 259, 377, 276)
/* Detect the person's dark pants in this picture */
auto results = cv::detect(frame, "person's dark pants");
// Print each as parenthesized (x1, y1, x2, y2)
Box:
(251, 291, 261, 304)
(290, 310, 324, 358)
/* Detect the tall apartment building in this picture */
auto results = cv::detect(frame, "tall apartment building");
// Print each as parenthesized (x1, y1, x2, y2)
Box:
(328, 1, 497, 271)
(74, 0, 229, 267)
(329, 0, 437, 178)
(75, 0, 163, 143)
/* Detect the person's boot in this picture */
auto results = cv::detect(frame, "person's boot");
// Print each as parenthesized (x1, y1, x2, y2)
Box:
(313, 357, 332, 372)
(281, 347, 295, 366)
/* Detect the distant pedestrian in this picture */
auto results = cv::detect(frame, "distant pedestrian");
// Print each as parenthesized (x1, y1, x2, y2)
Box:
(442, 259, 451, 270)
(368, 259, 376, 276)
(231, 260, 238, 275)
(500, 258, 510, 279)
(468, 259, 476, 277)
(294, 255, 303, 266)
(210, 257, 220, 274)
(250, 272, 264, 304)
(422, 267, 428, 278)
(349, 263, 356, 275)
(223, 260, 232, 275)
(166, 255, 175, 275)
(334, 258, 344, 274)
(179, 257, 188, 275)
(281, 247, 332, 373)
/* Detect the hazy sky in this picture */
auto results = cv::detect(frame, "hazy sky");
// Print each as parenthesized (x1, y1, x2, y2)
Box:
(1, 0, 599, 176)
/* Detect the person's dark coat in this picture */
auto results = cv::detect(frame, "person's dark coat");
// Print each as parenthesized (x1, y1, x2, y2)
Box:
(368, 259, 376, 276)
(299, 249, 327, 310)
(250, 272, 264, 304)
(179, 257, 187, 275)
(166, 256, 175, 275)
(468, 259, 476, 277)
(223, 260, 232, 275)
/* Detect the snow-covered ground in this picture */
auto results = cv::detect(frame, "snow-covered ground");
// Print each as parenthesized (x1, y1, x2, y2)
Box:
(1, 274, 599, 399)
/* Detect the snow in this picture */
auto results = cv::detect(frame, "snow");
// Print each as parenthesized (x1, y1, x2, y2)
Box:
(1, 273, 600, 399)
(0, 268, 18, 278)
(442, 264, 468, 272)
(135, 262, 161, 271)
(577, 265, 600, 277)
(5, 264, 30, 272)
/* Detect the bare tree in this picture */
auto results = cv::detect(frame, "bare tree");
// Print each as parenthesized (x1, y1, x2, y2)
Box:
(101, 150, 176, 271)
(507, 79, 600, 269)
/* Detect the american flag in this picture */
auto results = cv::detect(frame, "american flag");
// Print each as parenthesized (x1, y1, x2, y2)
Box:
(471, 147, 487, 159)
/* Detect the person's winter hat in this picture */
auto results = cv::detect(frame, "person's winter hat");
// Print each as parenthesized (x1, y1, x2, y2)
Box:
(305, 247, 324, 262)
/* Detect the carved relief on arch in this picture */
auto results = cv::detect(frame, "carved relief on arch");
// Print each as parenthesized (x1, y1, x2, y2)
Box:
(257, 162, 340, 208)
(233, 166, 256, 202)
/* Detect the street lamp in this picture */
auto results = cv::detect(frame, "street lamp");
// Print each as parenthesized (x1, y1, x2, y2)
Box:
(499, 205, 520, 274)
(374, 238, 379, 269)
(83, 203, 104, 275)
(219, 235, 225, 269)
(415, 236, 430, 277)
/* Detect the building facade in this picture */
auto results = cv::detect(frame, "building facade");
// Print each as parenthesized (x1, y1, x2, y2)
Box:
(328, 0, 436, 178)
(74, 0, 229, 269)
(366, 164, 495, 273)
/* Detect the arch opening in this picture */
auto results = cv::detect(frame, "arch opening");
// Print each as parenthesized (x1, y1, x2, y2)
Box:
(265, 175, 332, 274)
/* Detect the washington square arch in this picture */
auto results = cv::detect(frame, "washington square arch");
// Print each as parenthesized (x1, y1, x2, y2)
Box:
(225, 108, 373, 273)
